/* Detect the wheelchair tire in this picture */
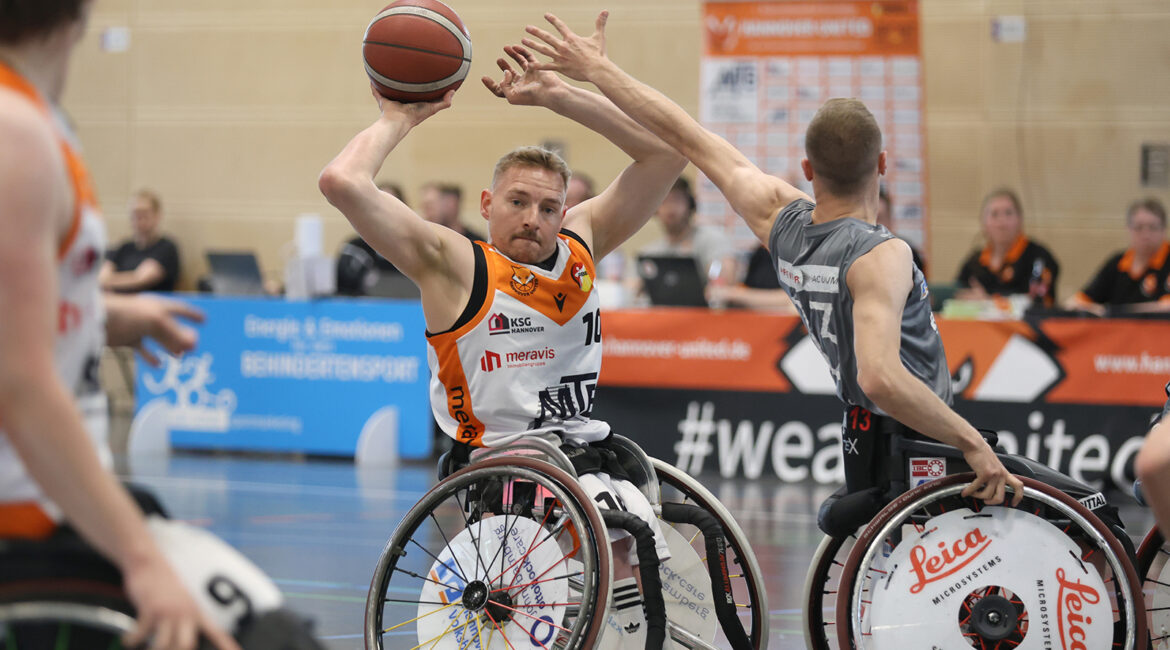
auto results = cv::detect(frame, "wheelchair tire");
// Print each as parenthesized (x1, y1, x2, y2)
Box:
(1136, 526, 1169, 648)
(835, 473, 1145, 650)
(364, 456, 613, 650)
(0, 578, 136, 648)
(802, 534, 854, 650)
(652, 460, 769, 649)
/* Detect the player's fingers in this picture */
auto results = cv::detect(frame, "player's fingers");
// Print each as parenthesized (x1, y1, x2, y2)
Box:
(200, 613, 243, 650)
(135, 342, 161, 368)
(503, 45, 527, 69)
(544, 12, 574, 39)
(524, 25, 561, 49)
(149, 618, 174, 650)
(988, 479, 1005, 506)
(520, 37, 558, 60)
(123, 614, 152, 648)
(495, 55, 515, 75)
(481, 76, 505, 97)
(162, 300, 204, 324)
(174, 619, 198, 650)
(511, 44, 537, 62)
(1009, 476, 1025, 506)
(595, 10, 609, 35)
(960, 480, 980, 499)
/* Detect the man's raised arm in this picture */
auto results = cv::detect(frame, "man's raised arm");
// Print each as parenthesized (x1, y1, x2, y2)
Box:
(523, 12, 808, 245)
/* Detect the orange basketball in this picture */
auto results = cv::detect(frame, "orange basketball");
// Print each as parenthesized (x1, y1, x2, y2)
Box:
(362, 0, 472, 103)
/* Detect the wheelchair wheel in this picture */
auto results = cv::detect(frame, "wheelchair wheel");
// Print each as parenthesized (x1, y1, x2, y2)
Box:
(364, 456, 613, 650)
(1136, 526, 1170, 648)
(652, 460, 768, 649)
(0, 578, 135, 649)
(802, 534, 855, 650)
(835, 473, 1145, 650)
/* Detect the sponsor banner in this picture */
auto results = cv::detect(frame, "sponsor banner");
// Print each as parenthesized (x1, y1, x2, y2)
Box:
(699, 0, 927, 251)
(593, 387, 1152, 491)
(133, 296, 430, 458)
(601, 310, 1170, 408)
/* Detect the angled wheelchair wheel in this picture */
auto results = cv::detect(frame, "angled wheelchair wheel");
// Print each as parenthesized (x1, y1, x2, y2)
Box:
(651, 460, 768, 650)
(835, 473, 1145, 650)
(0, 579, 135, 649)
(1137, 526, 1169, 648)
(802, 534, 855, 650)
(364, 456, 612, 650)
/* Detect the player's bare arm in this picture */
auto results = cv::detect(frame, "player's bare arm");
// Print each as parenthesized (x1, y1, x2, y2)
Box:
(485, 43, 685, 259)
(319, 89, 477, 332)
(1138, 416, 1170, 538)
(0, 94, 239, 650)
(523, 12, 808, 246)
(849, 239, 1023, 506)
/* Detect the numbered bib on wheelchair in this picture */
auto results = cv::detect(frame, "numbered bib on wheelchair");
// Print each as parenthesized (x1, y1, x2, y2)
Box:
(146, 517, 283, 633)
(862, 507, 1111, 649)
(416, 514, 570, 649)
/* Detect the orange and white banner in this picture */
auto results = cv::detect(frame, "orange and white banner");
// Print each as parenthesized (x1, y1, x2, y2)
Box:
(601, 309, 1170, 408)
(698, 0, 927, 252)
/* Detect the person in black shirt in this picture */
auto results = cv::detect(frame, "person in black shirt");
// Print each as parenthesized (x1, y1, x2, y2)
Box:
(100, 189, 180, 293)
(1066, 198, 1170, 315)
(955, 187, 1059, 306)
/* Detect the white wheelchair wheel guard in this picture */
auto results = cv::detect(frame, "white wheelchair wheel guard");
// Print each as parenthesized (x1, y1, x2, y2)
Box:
(416, 515, 571, 649)
(365, 457, 613, 650)
(838, 474, 1144, 650)
(862, 507, 1110, 649)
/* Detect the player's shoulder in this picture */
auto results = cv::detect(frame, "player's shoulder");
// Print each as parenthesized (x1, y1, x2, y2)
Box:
(0, 91, 59, 170)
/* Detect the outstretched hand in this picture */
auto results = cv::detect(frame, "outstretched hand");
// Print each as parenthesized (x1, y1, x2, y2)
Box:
(521, 11, 610, 82)
(481, 44, 566, 106)
(371, 85, 454, 128)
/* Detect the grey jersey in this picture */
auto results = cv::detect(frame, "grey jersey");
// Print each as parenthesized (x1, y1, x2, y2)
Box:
(768, 199, 952, 413)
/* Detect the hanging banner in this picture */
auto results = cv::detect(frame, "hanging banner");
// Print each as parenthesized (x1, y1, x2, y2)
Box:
(699, 0, 927, 250)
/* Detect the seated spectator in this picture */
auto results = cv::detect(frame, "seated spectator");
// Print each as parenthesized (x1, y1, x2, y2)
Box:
(955, 187, 1059, 306)
(1066, 198, 1170, 315)
(100, 189, 180, 293)
(566, 171, 595, 209)
(419, 180, 485, 242)
(876, 187, 926, 276)
(337, 181, 405, 295)
(638, 177, 737, 285)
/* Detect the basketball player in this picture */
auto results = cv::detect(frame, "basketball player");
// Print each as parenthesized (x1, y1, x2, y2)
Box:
(320, 45, 686, 638)
(521, 12, 1023, 506)
(0, 3, 312, 649)
(1137, 383, 1170, 537)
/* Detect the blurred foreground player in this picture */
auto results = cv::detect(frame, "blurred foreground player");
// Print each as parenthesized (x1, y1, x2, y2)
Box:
(0, 2, 321, 648)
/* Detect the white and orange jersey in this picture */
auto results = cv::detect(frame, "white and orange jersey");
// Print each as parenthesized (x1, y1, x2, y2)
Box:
(0, 62, 109, 535)
(427, 232, 609, 447)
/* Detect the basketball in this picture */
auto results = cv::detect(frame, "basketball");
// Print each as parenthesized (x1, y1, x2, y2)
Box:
(362, 0, 472, 103)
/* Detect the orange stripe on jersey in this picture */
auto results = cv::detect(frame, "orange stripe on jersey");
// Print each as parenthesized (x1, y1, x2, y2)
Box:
(0, 62, 96, 262)
(487, 235, 596, 324)
(429, 333, 488, 447)
(0, 502, 56, 540)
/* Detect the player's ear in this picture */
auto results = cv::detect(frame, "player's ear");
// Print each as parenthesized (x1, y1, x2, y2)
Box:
(800, 158, 814, 182)
(878, 151, 888, 176)
(480, 188, 492, 221)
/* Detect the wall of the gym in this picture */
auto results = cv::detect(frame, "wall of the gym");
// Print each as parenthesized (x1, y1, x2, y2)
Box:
(69, 1, 1170, 298)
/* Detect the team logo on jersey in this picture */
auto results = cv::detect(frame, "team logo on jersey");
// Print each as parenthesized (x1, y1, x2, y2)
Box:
(570, 263, 593, 292)
(480, 351, 502, 372)
(1143, 273, 1157, 296)
(554, 292, 567, 312)
(510, 266, 539, 296)
(487, 313, 545, 336)
(480, 347, 556, 372)
(72, 246, 100, 276)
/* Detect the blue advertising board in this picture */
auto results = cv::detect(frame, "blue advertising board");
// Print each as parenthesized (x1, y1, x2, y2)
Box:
(132, 296, 431, 459)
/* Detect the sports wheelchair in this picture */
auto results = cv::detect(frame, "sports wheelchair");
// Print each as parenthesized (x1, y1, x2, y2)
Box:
(364, 435, 768, 649)
(801, 428, 1147, 650)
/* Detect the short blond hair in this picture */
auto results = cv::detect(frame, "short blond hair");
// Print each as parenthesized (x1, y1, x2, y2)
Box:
(492, 146, 571, 192)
